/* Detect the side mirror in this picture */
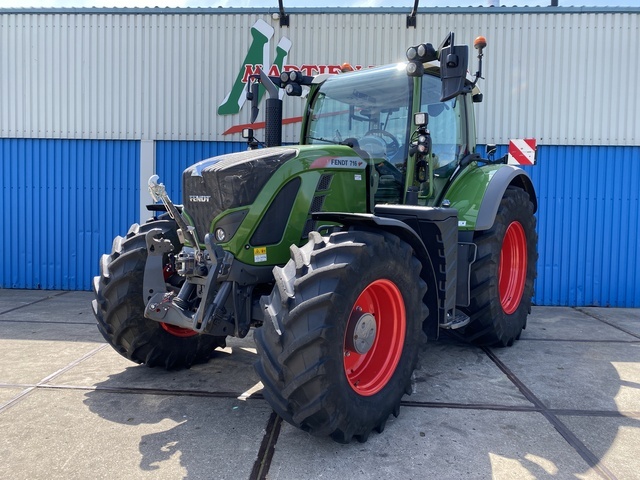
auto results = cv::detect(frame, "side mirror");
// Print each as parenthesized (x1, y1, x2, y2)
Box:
(440, 44, 469, 102)
(486, 144, 497, 160)
(242, 128, 259, 150)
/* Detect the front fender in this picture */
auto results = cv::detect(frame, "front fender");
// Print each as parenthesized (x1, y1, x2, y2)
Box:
(312, 211, 442, 334)
(312, 212, 433, 270)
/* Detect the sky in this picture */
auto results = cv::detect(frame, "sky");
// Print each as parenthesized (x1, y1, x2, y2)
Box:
(1, 0, 638, 8)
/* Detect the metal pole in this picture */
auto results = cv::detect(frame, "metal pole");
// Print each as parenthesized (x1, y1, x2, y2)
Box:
(407, 0, 419, 28)
(278, 0, 290, 26)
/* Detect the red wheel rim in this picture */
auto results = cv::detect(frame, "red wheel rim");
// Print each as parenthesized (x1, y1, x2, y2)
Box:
(499, 221, 528, 315)
(160, 322, 198, 338)
(343, 279, 405, 396)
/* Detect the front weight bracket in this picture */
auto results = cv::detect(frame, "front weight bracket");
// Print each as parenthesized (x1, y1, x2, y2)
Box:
(142, 228, 174, 304)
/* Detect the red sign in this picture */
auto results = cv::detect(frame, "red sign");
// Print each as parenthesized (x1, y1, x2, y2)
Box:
(508, 138, 537, 165)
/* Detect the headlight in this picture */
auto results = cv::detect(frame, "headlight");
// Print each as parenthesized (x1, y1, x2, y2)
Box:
(214, 228, 226, 242)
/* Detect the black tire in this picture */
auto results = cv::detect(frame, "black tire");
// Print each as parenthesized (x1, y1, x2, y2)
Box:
(254, 230, 428, 443)
(460, 186, 537, 347)
(92, 220, 225, 369)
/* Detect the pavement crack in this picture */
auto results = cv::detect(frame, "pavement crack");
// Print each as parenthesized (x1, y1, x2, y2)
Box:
(42, 383, 266, 400)
(483, 346, 619, 480)
(521, 337, 639, 344)
(37, 344, 109, 385)
(249, 411, 283, 480)
(0, 344, 107, 415)
(0, 291, 70, 317)
(401, 400, 540, 413)
(0, 319, 95, 325)
(0, 387, 36, 415)
(574, 307, 640, 340)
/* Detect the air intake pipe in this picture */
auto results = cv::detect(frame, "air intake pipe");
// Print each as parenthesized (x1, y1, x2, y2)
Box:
(248, 69, 283, 147)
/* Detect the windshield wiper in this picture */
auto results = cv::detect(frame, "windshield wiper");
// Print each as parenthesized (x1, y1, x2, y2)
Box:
(307, 135, 339, 144)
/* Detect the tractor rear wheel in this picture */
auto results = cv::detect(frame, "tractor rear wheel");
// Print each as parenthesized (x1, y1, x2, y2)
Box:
(460, 186, 537, 347)
(254, 230, 428, 443)
(92, 220, 225, 369)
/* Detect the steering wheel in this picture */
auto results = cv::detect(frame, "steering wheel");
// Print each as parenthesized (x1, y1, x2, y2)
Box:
(363, 129, 401, 158)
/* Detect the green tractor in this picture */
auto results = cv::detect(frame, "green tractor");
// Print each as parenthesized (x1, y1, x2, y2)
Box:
(92, 32, 537, 443)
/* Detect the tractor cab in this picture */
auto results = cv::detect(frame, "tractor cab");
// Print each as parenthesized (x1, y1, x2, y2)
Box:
(303, 63, 477, 207)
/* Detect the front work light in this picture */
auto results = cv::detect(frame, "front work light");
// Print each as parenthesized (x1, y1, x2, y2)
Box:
(406, 61, 424, 77)
(414, 112, 428, 127)
(285, 83, 302, 96)
(406, 43, 437, 63)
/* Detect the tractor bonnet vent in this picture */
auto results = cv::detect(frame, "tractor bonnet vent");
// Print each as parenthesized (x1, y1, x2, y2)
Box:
(301, 174, 333, 240)
(317, 174, 333, 191)
(183, 147, 297, 242)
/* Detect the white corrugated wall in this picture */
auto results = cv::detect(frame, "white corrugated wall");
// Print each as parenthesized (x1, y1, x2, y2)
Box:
(0, 8, 638, 146)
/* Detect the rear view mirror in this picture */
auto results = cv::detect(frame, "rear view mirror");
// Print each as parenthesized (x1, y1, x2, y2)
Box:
(440, 44, 469, 102)
(426, 103, 445, 117)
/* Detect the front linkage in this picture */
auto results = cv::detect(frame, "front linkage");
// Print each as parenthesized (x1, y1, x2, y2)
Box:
(143, 175, 256, 339)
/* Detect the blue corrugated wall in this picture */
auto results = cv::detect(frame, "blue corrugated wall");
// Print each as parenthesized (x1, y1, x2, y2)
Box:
(478, 144, 640, 307)
(1, 139, 639, 307)
(1, 139, 139, 290)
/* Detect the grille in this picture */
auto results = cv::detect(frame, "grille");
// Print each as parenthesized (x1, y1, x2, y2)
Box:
(182, 148, 296, 242)
(250, 177, 301, 246)
(310, 195, 326, 213)
(302, 195, 326, 239)
(317, 174, 333, 191)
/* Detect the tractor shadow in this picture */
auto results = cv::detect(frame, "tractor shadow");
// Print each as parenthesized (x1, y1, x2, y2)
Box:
(82, 337, 271, 479)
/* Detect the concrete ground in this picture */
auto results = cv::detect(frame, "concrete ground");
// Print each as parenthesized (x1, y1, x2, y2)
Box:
(0, 290, 638, 480)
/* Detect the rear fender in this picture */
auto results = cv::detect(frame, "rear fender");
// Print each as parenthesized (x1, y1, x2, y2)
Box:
(476, 166, 537, 231)
(445, 164, 537, 231)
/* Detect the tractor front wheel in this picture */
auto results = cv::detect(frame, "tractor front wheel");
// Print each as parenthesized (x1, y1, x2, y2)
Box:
(254, 230, 428, 443)
(92, 220, 225, 369)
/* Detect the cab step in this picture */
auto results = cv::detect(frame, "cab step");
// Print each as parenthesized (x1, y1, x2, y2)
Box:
(440, 309, 470, 330)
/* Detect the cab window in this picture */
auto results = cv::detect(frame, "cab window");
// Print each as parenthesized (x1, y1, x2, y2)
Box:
(421, 74, 465, 176)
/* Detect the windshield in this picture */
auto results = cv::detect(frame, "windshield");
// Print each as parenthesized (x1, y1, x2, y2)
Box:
(305, 64, 413, 167)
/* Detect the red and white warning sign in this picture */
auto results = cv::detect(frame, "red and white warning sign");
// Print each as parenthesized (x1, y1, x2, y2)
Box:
(508, 138, 537, 165)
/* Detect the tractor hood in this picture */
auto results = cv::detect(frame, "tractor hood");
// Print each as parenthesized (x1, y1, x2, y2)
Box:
(183, 147, 297, 241)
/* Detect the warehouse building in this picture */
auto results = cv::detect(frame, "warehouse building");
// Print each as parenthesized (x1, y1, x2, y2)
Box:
(0, 6, 638, 306)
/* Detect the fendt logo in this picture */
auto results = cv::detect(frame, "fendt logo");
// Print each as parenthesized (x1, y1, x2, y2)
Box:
(189, 195, 211, 203)
(218, 19, 364, 133)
